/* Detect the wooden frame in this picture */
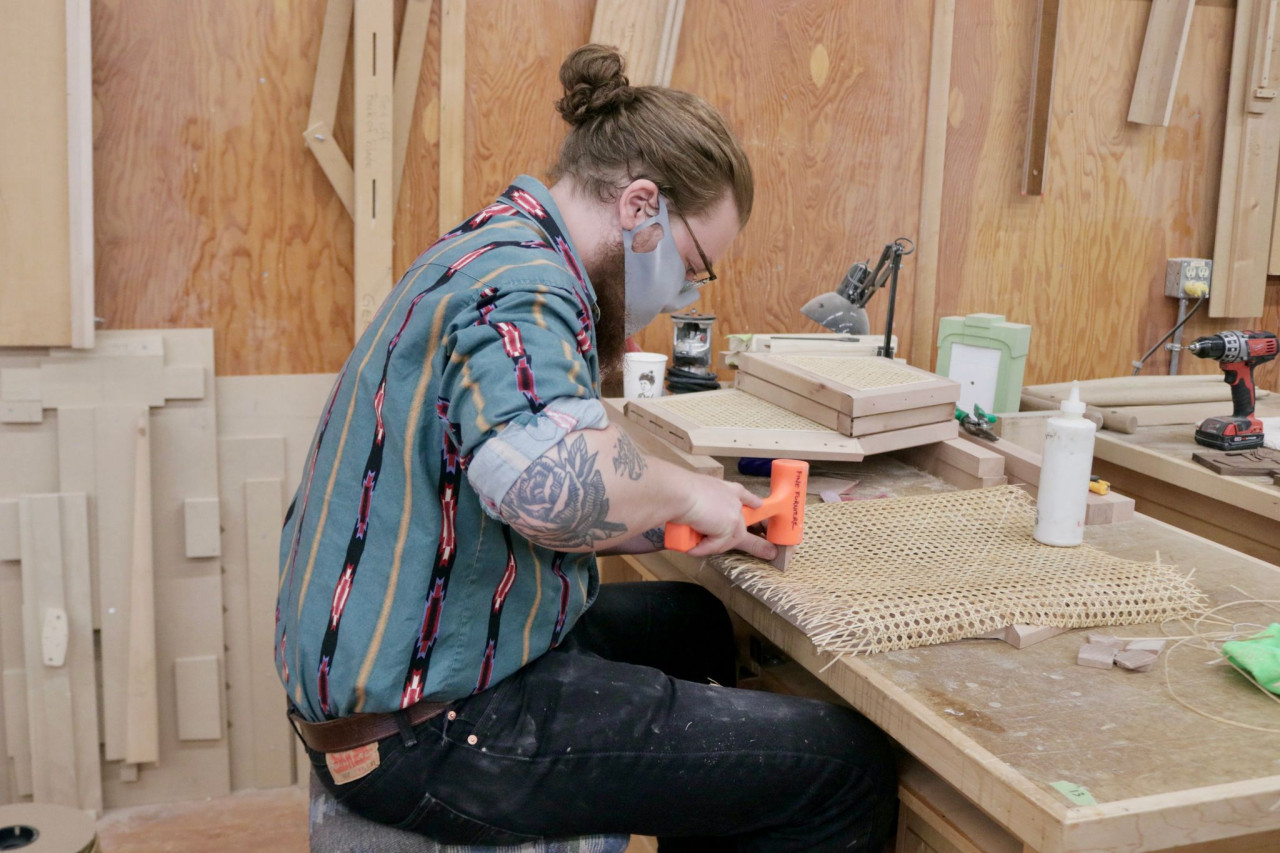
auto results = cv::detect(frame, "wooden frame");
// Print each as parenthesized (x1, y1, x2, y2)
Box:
(624, 389, 958, 462)
(735, 372, 954, 438)
(735, 352, 960, 425)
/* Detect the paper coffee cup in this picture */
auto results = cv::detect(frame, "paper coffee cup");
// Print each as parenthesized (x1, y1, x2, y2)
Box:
(623, 352, 667, 399)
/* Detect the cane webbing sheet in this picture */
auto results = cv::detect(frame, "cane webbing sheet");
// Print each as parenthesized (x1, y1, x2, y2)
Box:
(652, 389, 826, 431)
(775, 354, 933, 389)
(713, 486, 1206, 656)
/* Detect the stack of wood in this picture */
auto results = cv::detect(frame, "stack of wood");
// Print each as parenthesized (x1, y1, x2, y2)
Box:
(1021, 375, 1270, 434)
(623, 352, 960, 462)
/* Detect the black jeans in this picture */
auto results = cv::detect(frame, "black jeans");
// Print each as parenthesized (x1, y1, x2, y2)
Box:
(307, 582, 898, 852)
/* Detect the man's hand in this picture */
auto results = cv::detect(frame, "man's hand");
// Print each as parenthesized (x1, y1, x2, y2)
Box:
(673, 478, 777, 562)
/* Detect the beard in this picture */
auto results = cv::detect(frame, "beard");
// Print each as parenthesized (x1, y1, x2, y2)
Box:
(583, 235, 627, 395)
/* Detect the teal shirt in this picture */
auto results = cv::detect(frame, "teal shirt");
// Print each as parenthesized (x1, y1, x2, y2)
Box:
(276, 177, 603, 720)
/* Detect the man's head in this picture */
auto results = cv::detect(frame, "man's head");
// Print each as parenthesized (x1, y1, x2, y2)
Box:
(547, 44, 753, 378)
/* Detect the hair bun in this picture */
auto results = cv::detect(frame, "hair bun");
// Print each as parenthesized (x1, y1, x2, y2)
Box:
(556, 44, 636, 126)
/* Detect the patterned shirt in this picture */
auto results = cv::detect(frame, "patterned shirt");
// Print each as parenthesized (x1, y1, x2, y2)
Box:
(276, 177, 606, 720)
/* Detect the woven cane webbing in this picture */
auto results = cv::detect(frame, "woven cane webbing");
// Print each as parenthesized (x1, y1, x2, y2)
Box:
(713, 486, 1206, 656)
(775, 354, 933, 389)
(653, 389, 827, 431)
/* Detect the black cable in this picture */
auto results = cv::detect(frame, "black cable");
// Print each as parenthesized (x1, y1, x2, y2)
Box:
(665, 366, 720, 394)
(1131, 296, 1204, 375)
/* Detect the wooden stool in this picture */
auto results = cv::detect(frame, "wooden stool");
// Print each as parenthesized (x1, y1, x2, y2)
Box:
(309, 771, 630, 853)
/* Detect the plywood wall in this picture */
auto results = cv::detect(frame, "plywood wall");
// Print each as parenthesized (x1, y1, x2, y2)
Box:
(90, 0, 1277, 390)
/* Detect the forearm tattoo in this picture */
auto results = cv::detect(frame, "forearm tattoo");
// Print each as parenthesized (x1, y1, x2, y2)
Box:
(612, 432, 647, 481)
(501, 435, 627, 549)
(642, 526, 666, 549)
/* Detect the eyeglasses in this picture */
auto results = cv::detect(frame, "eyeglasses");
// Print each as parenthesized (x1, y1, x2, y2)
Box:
(672, 209, 717, 288)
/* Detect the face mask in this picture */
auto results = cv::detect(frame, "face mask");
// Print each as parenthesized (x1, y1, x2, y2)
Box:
(621, 196, 700, 337)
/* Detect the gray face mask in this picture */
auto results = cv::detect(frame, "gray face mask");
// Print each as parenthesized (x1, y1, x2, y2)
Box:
(621, 196, 699, 338)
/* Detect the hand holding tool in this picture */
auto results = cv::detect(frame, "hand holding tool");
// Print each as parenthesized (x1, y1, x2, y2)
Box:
(1169, 331, 1277, 450)
(665, 459, 809, 570)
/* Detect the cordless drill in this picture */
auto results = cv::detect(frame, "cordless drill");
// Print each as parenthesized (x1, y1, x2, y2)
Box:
(1176, 331, 1277, 450)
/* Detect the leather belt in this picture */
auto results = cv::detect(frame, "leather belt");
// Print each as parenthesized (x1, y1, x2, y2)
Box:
(289, 699, 452, 754)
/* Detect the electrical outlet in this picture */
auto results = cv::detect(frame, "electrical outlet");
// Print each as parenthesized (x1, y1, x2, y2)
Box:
(1164, 258, 1212, 299)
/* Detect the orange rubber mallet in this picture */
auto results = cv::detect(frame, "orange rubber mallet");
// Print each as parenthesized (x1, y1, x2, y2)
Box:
(664, 459, 809, 567)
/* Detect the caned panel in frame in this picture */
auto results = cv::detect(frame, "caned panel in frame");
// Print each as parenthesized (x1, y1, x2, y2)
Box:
(624, 388, 867, 461)
(735, 353, 960, 418)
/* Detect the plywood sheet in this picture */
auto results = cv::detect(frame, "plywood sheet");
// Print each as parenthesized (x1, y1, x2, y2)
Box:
(216, 373, 338, 791)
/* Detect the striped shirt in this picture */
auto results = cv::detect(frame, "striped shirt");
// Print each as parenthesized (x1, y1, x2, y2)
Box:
(276, 177, 605, 720)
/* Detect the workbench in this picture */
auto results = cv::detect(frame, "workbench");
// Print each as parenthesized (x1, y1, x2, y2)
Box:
(1090, 398, 1280, 567)
(605, 455, 1280, 853)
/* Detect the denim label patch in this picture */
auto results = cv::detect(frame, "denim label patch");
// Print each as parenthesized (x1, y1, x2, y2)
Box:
(326, 742, 380, 785)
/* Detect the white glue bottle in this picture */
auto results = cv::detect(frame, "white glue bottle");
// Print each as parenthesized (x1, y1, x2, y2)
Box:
(1033, 381, 1096, 547)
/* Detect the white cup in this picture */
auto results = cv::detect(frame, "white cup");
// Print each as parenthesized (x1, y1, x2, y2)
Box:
(623, 352, 668, 399)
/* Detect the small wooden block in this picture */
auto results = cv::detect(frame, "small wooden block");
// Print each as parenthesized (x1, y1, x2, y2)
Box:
(1114, 649, 1159, 672)
(0, 367, 42, 402)
(174, 655, 223, 741)
(1077, 643, 1117, 669)
(164, 365, 206, 401)
(183, 497, 222, 558)
(0, 499, 18, 560)
(1086, 633, 1126, 650)
(1004, 624, 1069, 649)
(1084, 491, 1135, 525)
(0, 401, 43, 423)
(771, 544, 795, 572)
(1124, 638, 1167, 655)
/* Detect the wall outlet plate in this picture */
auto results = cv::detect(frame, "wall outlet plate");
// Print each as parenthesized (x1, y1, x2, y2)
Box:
(1164, 258, 1212, 298)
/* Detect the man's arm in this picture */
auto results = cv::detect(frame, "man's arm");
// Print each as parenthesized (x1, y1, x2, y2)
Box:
(497, 424, 775, 560)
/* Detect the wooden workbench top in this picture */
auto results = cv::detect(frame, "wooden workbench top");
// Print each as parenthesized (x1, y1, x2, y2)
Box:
(629, 457, 1280, 853)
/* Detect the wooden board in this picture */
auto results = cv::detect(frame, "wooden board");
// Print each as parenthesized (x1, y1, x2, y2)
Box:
(173, 655, 222, 742)
(1127, 0, 1196, 127)
(735, 353, 961, 419)
(216, 373, 340, 791)
(353, 0, 394, 337)
(19, 494, 101, 811)
(1022, 0, 1061, 196)
(0, 0, 76, 346)
(393, 0, 432, 209)
(589, 0, 684, 87)
(628, 510, 1280, 853)
(304, 0, 355, 217)
(1209, 0, 1280, 318)
(908, 0, 955, 370)
(438, 0, 467, 235)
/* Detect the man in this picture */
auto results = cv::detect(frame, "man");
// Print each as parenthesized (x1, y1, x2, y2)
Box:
(278, 44, 896, 851)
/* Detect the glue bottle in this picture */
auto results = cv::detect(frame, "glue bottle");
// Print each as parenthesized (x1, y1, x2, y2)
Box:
(1033, 381, 1096, 547)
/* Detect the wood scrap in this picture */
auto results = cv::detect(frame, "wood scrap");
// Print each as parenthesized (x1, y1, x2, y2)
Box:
(1114, 649, 1159, 672)
(353, 0, 394, 337)
(1127, 0, 1196, 127)
(1209, 0, 1280, 318)
(976, 624, 1069, 649)
(438, 0, 466, 234)
(1022, 0, 1061, 195)
(589, 0, 685, 87)
(1084, 490, 1136, 525)
(1077, 643, 1117, 670)
(1191, 447, 1280, 476)
(303, 0, 355, 216)
(1024, 376, 1267, 408)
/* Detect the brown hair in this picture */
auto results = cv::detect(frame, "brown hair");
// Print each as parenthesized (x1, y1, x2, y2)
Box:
(550, 44, 753, 227)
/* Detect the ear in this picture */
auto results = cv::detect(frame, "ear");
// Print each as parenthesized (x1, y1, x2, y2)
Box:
(617, 179, 661, 230)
